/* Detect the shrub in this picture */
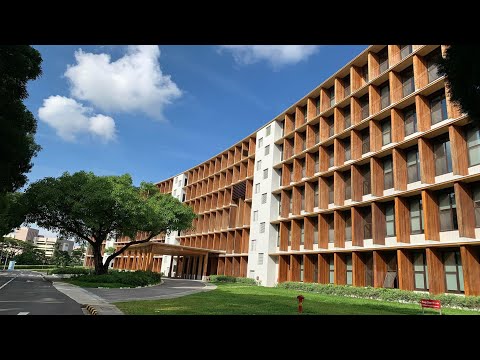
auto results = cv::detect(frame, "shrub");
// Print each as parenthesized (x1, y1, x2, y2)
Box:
(209, 275, 257, 286)
(71, 270, 162, 287)
(14, 264, 56, 269)
(48, 267, 91, 275)
(277, 282, 480, 310)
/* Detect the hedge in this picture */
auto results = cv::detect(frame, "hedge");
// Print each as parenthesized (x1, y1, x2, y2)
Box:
(277, 282, 480, 310)
(71, 270, 162, 287)
(13, 265, 56, 269)
(48, 267, 91, 275)
(209, 275, 257, 286)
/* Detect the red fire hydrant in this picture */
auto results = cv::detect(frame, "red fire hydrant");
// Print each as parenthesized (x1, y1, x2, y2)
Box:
(297, 295, 305, 314)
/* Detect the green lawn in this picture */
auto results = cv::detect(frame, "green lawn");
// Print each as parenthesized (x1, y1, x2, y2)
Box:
(115, 283, 479, 315)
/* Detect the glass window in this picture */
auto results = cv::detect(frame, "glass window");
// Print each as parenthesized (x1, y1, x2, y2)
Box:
(328, 116, 334, 137)
(380, 83, 390, 109)
(378, 48, 389, 73)
(301, 160, 306, 178)
(467, 124, 480, 167)
(346, 255, 353, 285)
(314, 182, 319, 208)
(472, 184, 480, 227)
(258, 137, 263, 148)
(258, 253, 264, 265)
(250, 239, 256, 251)
(413, 251, 429, 290)
(362, 128, 370, 154)
(260, 222, 265, 233)
(362, 165, 371, 195)
(427, 49, 442, 83)
(255, 183, 260, 194)
(402, 66, 415, 97)
(314, 153, 319, 173)
(316, 97, 320, 115)
(439, 191, 458, 232)
(344, 139, 351, 161)
(343, 106, 351, 129)
(361, 64, 369, 83)
(363, 208, 372, 239)
(261, 193, 267, 204)
(400, 45, 413, 59)
(329, 256, 334, 284)
(345, 212, 352, 242)
(329, 87, 335, 107)
(410, 198, 424, 234)
(257, 160, 262, 171)
(430, 91, 448, 124)
(300, 187, 305, 210)
(344, 172, 351, 200)
(382, 117, 391, 145)
(300, 222, 304, 245)
(288, 224, 291, 246)
(263, 168, 268, 179)
(327, 177, 334, 204)
(360, 95, 369, 119)
(383, 157, 393, 190)
(433, 136, 453, 176)
(404, 106, 417, 136)
(407, 148, 421, 183)
(313, 220, 318, 244)
(385, 203, 395, 237)
(344, 75, 351, 97)
(303, 105, 308, 121)
(253, 210, 258, 221)
(327, 146, 334, 168)
(443, 251, 464, 293)
(327, 214, 334, 243)
(266, 125, 271, 136)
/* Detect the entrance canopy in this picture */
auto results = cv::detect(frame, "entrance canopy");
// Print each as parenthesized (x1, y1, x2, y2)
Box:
(125, 241, 225, 256)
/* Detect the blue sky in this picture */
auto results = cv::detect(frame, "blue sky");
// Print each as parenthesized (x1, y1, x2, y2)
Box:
(26, 45, 367, 188)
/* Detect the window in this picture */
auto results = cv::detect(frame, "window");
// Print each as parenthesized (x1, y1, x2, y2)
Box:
(361, 128, 370, 154)
(182, 193, 186, 202)
(314, 153, 319, 173)
(327, 115, 334, 137)
(301, 133, 306, 151)
(344, 75, 351, 96)
(258, 137, 263, 147)
(413, 252, 429, 291)
(363, 208, 372, 239)
(279, 144, 284, 161)
(382, 117, 391, 145)
(438, 190, 458, 232)
(344, 139, 351, 161)
(255, 183, 260, 194)
(257, 160, 262, 171)
(344, 172, 351, 200)
(327, 146, 334, 168)
(314, 182, 319, 208)
(315, 97, 320, 115)
(426, 49, 442, 83)
(300, 187, 305, 210)
(315, 126, 320, 144)
(360, 95, 369, 119)
(327, 177, 334, 204)
(430, 91, 448, 124)
(258, 253, 264, 265)
(300, 256, 304, 282)
(275, 224, 280, 247)
(249, 270, 255, 279)
(303, 105, 308, 121)
(250, 239, 256, 251)
(264, 145, 270, 156)
(473, 184, 480, 227)
(261, 193, 267, 204)
(301, 160, 306, 178)
(253, 210, 258, 221)
(346, 255, 353, 285)
(329, 257, 334, 284)
(407, 147, 421, 183)
(263, 168, 268, 179)
(327, 214, 334, 243)
(443, 251, 464, 293)
(404, 105, 417, 136)
(345, 211, 352, 242)
(361, 64, 369, 83)
(329, 86, 335, 107)
(378, 48, 389, 73)
(402, 66, 415, 97)
(362, 165, 371, 195)
(343, 106, 351, 129)
(313, 220, 318, 244)
(400, 45, 413, 59)
(300, 222, 304, 245)
(467, 124, 480, 167)
(383, 157, 393, 189)
(433, 136, 453, 176)
(260, 222, 266, 233)
(380, 83, 390, 110)
(184, 178, 188, 186)
(266, 125, 271, 136)
(385, 203, 395, 237)
(409, 197, 424, 234)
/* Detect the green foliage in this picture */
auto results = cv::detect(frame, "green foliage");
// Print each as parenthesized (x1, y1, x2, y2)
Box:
(48, 267, 91, 275)
(70, 248, 84, 266)
(0, 46, 42, 194)
(51, 248, 72, 267)
(24, 171, 196, 274)
(277, 282, 480, 310)
(13, 264, 55, 269)
(104, 247, 116, 255)
(438, 45, 480, 121)
(1, 236, 29, 264)
(68, 270, 162, 288)
(14, 245, 46, 265)
(0, 193, 28, 241)
(209, 275, 257, 285)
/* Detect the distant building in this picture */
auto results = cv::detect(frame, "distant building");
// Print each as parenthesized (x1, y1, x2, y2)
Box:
(6, 227, 39, 242)
(33, 236, 74, 258)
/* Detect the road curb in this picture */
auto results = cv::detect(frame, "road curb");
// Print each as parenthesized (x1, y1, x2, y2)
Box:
(83, 304, 98, 315)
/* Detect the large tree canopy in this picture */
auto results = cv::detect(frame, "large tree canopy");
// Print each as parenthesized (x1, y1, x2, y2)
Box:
(438, 44, 480, 121)
(24, 171, 196, 274)
(0, 192, 27, 238)
(0, 45, 42, 194)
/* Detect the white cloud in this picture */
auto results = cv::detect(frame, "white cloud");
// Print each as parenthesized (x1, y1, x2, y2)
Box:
(219, 45, 320, 68)
(38, 95, 116, 142)
(64, 45, 182, 120)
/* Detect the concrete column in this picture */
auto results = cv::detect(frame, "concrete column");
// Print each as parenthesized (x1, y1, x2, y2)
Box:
(202, 253, 209, 281)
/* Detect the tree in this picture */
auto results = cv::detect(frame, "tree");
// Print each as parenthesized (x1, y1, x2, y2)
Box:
(0, 237, 28, 268)
(438, 45, 480, 121)
(0, 46, 42, 194)
(51, 248, 72, 267)
(70, 248, 85, 266)
(24, 171, 196, 275)
(14, 243, 46, 265)
(0, 192, 27, 237)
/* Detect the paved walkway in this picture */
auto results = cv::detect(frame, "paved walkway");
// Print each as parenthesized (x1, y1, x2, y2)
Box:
(85, 278, 216, 303)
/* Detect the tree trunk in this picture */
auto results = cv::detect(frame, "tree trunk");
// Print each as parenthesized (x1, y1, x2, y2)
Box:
(92, 243, 108, 275)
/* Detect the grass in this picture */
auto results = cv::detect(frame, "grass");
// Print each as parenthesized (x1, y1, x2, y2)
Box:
(114, 283, 479, 315)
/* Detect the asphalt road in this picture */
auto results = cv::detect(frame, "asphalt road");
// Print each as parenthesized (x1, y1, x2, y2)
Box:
(0, 270, 83, 315)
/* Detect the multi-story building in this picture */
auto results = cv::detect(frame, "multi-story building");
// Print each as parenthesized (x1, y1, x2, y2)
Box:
(6, 227, 40, 242)
(33, 236, 74, 258)
(97, 45, 480, 296)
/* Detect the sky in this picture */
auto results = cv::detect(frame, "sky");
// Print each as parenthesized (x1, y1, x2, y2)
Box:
(24, 45, 367, 237)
